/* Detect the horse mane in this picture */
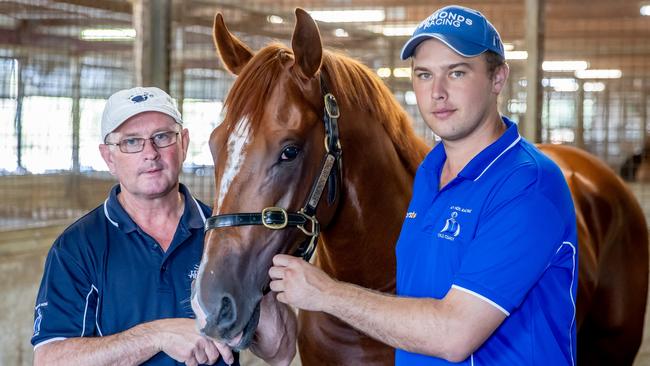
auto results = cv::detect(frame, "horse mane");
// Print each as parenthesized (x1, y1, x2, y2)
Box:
(222, 43, 429, 174)
(320, 51, 429, 173)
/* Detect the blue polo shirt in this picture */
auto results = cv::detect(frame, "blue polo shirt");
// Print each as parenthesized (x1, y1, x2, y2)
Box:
(31, 184, 238, 366)
(395, 117, 577, 365)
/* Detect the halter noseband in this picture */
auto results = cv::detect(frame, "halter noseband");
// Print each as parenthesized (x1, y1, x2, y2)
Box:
(204, 75, 342, 262)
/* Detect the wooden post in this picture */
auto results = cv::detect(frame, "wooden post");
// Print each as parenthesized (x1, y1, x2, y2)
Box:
(132, 0, 171, 90)
(523, 0, 545, 143)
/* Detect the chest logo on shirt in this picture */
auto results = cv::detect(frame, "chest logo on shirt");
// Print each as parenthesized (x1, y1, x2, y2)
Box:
(405, 211, 417, 219)
(438, 211, 461, 241)
(188, 264, 200, 280)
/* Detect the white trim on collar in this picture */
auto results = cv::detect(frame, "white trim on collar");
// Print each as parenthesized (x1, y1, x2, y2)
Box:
(474, 135, 522, 182)
(103, 199, 119, 228)
(191, 196, 207, 223)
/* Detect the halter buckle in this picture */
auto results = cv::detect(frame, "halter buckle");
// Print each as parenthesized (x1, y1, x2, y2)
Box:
(261, 207, 289, 229)
(297, 209, 320, 237)
(324, 93, 340, 118)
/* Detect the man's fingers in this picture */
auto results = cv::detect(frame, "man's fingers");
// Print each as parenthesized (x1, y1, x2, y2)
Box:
(269, 279, 285, 293)
(203, 340, 221, 365)
(268, 266, 284, 280)
(276, 292, 288, 304)
(214, 341, 234, 365)
(193, 344, 208, 364)
(272, 254, 295, 266)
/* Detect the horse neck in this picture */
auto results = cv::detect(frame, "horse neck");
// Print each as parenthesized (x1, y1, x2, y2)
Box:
(316, 109, 428, 293)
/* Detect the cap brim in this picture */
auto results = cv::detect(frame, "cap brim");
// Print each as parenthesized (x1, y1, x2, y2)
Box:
(103, 105, 183, 142)
(400, 33, 488, 60)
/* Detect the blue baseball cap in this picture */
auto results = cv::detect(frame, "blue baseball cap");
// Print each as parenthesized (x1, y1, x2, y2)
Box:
(400, 5, 504, 60)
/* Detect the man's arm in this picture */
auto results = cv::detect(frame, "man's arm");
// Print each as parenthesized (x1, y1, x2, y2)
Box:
(249, 292, 297, 366)
(33, 318, 234, 366)
(269, 254, 506, 363)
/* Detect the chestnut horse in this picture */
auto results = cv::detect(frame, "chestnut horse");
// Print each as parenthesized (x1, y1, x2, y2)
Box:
(192, 9, 648, 366)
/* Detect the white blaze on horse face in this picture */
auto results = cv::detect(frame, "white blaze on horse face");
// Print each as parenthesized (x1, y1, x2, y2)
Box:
(191, 292, 208, 329)
(217, 116, 251, 213)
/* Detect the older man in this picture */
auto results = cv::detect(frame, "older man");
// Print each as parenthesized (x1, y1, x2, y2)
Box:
(32, 87, 295, 366)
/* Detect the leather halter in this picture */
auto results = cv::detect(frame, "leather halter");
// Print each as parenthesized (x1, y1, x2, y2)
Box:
(204, 75, 343, 262)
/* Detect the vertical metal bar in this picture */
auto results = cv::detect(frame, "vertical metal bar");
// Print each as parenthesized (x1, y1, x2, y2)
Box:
(71, 55, 82, 173)
(387, 38, 396, 92)
(603, 83, 611, 163)
(13, 58, 24, 172)
(576, 79, 585, 149)
(175, 25, 185, 117)
(544, 88, 551, 143)
(642, 78, 648, 149)
(621, 80, 628, 162)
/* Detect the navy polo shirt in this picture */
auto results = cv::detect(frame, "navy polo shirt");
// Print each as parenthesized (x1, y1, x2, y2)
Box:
(395, 117, 577, 365)
(31, 184, 238, 366)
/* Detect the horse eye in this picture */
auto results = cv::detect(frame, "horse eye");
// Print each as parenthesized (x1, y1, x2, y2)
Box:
(280, 146, 300, 162)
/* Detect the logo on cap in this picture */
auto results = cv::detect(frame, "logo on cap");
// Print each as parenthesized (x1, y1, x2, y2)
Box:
(400, 5, 504, 60)
(129, 91, 154, 103)
(420, 10, 473, 30)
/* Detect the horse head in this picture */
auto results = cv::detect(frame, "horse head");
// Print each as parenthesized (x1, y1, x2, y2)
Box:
(191, 8, 340, 349)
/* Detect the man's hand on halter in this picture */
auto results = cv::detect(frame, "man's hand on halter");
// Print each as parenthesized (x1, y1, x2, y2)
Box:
(268, 254, 338, 312)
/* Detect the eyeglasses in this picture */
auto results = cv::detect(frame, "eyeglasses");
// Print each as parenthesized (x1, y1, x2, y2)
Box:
(106, 131, 180, 154)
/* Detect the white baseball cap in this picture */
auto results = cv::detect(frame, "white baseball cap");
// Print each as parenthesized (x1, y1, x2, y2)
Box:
(101, 86, 183, 142)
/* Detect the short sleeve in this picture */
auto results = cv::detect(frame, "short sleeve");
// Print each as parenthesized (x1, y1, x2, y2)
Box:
(31, 238, 99, 348)
(452, 191, 566, 315)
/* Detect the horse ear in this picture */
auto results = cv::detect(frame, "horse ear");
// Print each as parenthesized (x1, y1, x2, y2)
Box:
(213, 13, 254, 75)
(291, 8, 323, 80)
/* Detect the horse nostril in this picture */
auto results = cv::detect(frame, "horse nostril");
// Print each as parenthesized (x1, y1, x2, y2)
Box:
(216, 295, 236, 328)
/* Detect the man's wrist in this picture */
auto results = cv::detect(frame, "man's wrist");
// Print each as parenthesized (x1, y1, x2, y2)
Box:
(128, 320, 162, 353)
(320, 279, 350, 315)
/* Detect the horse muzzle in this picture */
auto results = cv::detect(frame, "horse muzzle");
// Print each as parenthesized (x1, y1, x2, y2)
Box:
(191, 284, 261, 350)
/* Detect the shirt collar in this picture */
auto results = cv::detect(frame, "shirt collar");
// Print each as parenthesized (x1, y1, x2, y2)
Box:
(422, 116, 521, 182)
(458, 116, 521, 181)
(103, 183, 207, 233)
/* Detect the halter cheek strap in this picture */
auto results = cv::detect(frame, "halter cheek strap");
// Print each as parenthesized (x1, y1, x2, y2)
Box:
(204, 74, 342, 263)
